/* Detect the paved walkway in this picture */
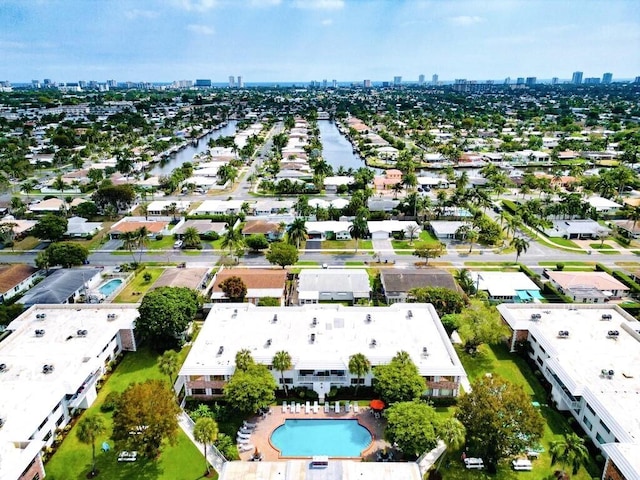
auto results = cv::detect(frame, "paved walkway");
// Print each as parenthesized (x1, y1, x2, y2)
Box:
(178, 412, 226, 474)
(237, 402, 392, 462)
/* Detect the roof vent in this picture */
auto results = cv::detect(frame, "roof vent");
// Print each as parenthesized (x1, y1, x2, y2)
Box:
(557, 330, 570, 338)
(607, 330, 620, 339)
(273, 314, 278, 323)
(601, 369, 615, 378)
(407, 310, 413, 318)
(601, 314, 612, 320)
(530, 313, 541, 321)
(422, 347, 429, 357)
(312, 317, 317, 327)
(217, 346, 224, 355)
(266, 339, 272, 347)
(42, 364, 54, 374)
(0, 363, 7, 372)
(35, 313, 46, 319)
(77, 329, 88, 337)
(35, 329, 45, 337)
(370, 338, 377, 347)
(310, 333, 316, 343)
(365, 314, 371, 323)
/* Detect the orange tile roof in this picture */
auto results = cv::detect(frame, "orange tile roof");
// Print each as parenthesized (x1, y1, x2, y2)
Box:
(212, 269, 286, 291)
(0, 264, 38, 292)
(109, 221, 167, 234)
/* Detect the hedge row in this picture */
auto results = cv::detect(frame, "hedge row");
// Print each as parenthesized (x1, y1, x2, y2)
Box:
(501, 199, 519, 215)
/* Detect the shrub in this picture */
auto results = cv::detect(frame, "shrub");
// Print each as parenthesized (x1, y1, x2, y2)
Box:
(101, 391, 121, 412)
(202, 231, 220, 241)
(556, 263, 565, 271)
(155, 234, 164, 241)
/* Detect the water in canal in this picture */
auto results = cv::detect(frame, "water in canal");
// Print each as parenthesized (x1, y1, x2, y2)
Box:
(150, 120, 237, 175)
(318, 120, 368, 172)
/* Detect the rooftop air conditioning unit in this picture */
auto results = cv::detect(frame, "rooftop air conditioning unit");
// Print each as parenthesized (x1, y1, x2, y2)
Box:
(107, 313, 117, 320)
(77, 329, 88, 337)
(601, 314, 612, 320)
(42, 364, 54, 374)
(266, 339, 272, 347)
(557, 330, 570, 338)
(217, 346, 224, 355)
(407, 310, 413, 318)
(422, 347, 429, 357)
(35, 329, 45, 337)
(310, 333, 316, 343)
(312, 317, 317, 327)
(365, 314, 371, 323)
(36, 313, 46, 319)
(0, 363, 6, 372)
(273, 314, 278, 323)
(370, 339, 377, 347)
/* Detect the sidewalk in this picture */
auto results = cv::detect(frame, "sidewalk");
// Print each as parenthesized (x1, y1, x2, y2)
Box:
(178, 412, 226, 475)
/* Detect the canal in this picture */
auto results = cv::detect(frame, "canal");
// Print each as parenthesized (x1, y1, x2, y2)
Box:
(318, 120, 368, 172)
(150, 120, 238, 175)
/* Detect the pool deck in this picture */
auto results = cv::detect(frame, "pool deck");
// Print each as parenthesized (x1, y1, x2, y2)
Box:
(239, 403, 390, 462)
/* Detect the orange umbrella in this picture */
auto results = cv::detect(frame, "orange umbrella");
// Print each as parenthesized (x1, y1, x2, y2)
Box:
(370, 399, 385, 410)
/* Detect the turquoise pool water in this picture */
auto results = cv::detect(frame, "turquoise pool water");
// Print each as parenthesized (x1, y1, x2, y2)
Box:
(98, 279, 123, 297)
(270, 419, 372, 457)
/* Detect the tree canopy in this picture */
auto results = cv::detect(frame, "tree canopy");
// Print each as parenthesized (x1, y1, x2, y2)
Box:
(373, 351, 425, 404)
(38, 242, 89, 268)
(32, 214, 68, 241)
(456, 375, 544, 469)
(223, 363, 277, 413)
(137, 287, 200, 350)
(112, 379, 181, 458)
(76, 414, 107, 476)
(384, 401, 440, 458)
(245, 234, 269, 252)
(219, 276, 247, 301)
(412, 242, 446, 265)
(443, 300, 509, 353)
(408, 286, 468, 316)
(92, 184, 136, 213)
(265, 242, 299, 269)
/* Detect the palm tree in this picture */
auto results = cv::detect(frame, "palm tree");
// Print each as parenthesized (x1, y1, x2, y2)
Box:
(164, 202, 179, 222)
(466, 229, 479, 253)
(391, 182, 403, 200)
(76, 414, 106, 477)
(120, 231, 138, 264)
(135, 226, 150, 263)
(510, 236, 530, 263)
(158, 350, 180, 388)
(139, 202, 149, 220)
(183, 227, 201, 249)
(348, 353, 371, 395)
(406, 224, 419, 246)
(221, 224, 243, 255)
(550, 433, 590, 476)
(235, 349, 254, 371)
(287, 218, 308, 249)
(115, 149, 135, 176)
(349, 214, 369, 252)
(454, 268, 476, 295)
(272, 350, 292, 397)
(435, 417, 466, 472)
(52, 175, 67, 193)
(193, 417, 219, 476)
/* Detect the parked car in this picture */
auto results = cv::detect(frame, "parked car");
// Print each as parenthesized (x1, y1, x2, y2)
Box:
(512, 458, 533, 471)
(173, 240, 183, 249)
(464, 458, 485, 469)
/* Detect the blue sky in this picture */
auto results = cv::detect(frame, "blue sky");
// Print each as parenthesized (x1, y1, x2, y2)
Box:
(1, 0, 639, 83)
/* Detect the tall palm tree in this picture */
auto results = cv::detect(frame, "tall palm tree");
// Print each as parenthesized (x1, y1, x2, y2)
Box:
(221, 224, 243, 255)
(158, 350, 180, 388)
(76, 414, 106, 477)
(510, 236, 530, 263)
(287, 218, 308, 249)
(454, 268, 476, 295)
(349, 214, 369, 252)
(436, 417, 466, 471)
(139, 202, 149, 221)
(182, 227, 201, 249)
(193, 417, 219, 476)
(235, 349, 254, 371)
(406, 224, 419, 246)
(52, 175, 67, 193)
(120, 231, 138, 264)
(272, 350, 292, 397)
(348, 353, 371, 395)
(135, 226, 150, 264)
(550, 433, 590, 476)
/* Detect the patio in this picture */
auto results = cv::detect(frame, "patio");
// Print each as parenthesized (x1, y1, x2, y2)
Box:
(237, 403, 391, 462)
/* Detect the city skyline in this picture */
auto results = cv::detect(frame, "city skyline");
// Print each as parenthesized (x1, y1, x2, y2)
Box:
(1, 0, 639, 82)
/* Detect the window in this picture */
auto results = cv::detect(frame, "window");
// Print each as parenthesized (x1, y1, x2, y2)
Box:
(191, 388, 206, 395)
(585, 403, 595, 417)
(38, 418, 48, 432)
(43, 430, 52, 442)
(32, 474, 40, 480)
(350, 378, 364, 385)
(536, 356, 543, 366)
(599, 420, 611, 434)
(55, 415, 65, 427)
(596, 433, 605, 444)
(582, 416, 592, 431)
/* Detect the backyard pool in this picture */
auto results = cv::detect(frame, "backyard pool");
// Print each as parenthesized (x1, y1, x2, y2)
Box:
(270, 419, 372, 457)
(98, 278, 123, 297)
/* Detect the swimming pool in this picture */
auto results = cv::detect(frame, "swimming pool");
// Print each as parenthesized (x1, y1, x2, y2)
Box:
(270, 419, 372, 457)
(98, 278, 123, 297)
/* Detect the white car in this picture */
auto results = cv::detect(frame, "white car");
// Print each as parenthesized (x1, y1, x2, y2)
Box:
(464, 458, 485, 469)
(173, 240, 183, 249)
(512, 458, 533, 471)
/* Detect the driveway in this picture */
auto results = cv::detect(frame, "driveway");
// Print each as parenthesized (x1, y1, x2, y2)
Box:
(372, 238, 394, 254)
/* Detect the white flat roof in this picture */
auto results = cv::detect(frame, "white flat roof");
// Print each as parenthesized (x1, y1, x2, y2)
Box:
(180, 304, 466, 378)
(471, 271, 540, 297)
(0, 305, 138, 480)
(192, 199, 246, 213)
(499, 304, 640, 458)
(147, 200, 191, 211)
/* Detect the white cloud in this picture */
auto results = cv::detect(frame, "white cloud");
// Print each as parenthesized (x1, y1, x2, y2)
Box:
(124, 9, 159, 20)
(321, 19, 333, 26)
(293, 0, 344, 10)
(172, 0, 218, 12)
(187, 24, 215, 35)
(449, 15, 484, 26)
(248, 0, 281, 7)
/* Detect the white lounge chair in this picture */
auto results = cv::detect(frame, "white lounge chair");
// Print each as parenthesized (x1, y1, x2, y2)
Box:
(305, 401, 311, 414)
(243, 420, 257, 429)
(345, 401, 351, 412)
(282, 401, 287, 413)
(313, 400, 319, 413)
(238, 427, 252, 435)
(354, 403, 359, 413)
(324, 402, 329, 413)
(335, 401, 340, 413)
(236, 436, 251, 444)
(238, 443, 255, 453)
(237, 431, 251, 439)
(296, 403, 301, 413)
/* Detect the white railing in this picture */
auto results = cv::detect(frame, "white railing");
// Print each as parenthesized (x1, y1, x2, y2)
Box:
(179, 412, 227, 474)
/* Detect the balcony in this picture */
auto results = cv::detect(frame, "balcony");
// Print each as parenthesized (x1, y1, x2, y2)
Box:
(296, 375, 348, 383)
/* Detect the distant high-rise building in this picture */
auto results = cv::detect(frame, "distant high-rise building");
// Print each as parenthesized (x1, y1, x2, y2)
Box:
(572, 71, 583, 84)
(194, 79, 212, 88)
(635, 76, 640, 84)
(418, 74, 425, 85)
(237, 76, 243, 88)
(432, 74, 438, 85)
(504, 77, 511, 85)
(516, 77, 525, 85)
(31, 80, 40, 88)
(332, 79, 337, 88)
(363, 79, 371, 88)
(584, 77, 601, 85)
(602, 72, 613, 84)
(228, 76, 235, 88)
(552, 77, 559, 85)
(322, 79, 327, 88)
(381, 81, 390, 88)
(525, 77, 537, 85)
(107, 79, 117, 88)
(393, 76, 402, 86)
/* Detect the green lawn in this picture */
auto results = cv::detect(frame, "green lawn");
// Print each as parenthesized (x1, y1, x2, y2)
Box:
(443, 343, 600, 480)
(322, 239, 373, 250)
(538, 261, 595, 267)
(113, 267, 164, 303)
(589, 243, 614, 250)
(547, 237, 582, 249)
(147, 236, 178, 250)
(45, 348, 212, 480)
(295, 261, 319, 266)
(11, 235, 42, 251)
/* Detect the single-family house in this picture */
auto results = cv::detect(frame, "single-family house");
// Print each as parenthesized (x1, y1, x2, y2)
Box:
(586, 196, 622, 215)
(368, 198, 400, 212)
(373, 169, 403, 191)
(211, 268, 287, 305)
(323, 176, 354, 193)
(65, 216, 102, 238)
(368, 220, 421, 240)
(173, 220, 227, 238)
(108, 218, 169, 239)
(429, 221, 467, 240)
(297, 269, 371, 304)
(146, 200, 191, 216)
(152, 267, 211, 291)
(253, 200, 294, 216)
(544, 220, 609, 240)
(545, 270, 629, 302)
(19, 268, 102, 306)
(380, 269, 459, 303)
(306, 221, 352, 241)
(191, 200, 246, 216)
(612, 219, 640, 239)
(0, 264, 41, 303)
(242, 220, 284, 241)
(470, 271, 542, 303)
